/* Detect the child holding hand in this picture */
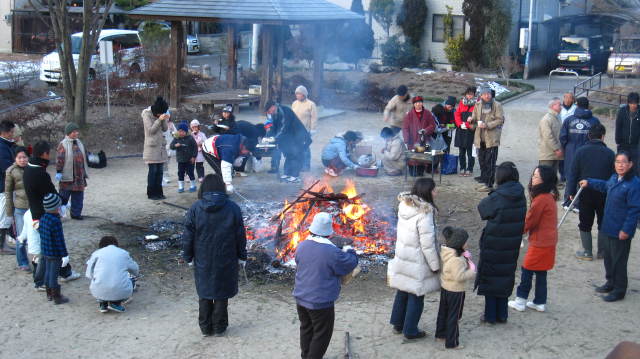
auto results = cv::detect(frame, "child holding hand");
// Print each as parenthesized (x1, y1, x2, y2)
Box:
(170, 122, 198, 193)
(436, 226, 476, 350)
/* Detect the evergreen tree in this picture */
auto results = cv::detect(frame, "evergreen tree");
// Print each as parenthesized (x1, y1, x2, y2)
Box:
(397, 0, 428, 47)
(350, 0, 365, 15)
(370, 0, 396, 38)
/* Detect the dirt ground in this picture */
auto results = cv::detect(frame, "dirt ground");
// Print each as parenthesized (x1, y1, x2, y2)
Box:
(0, 90, 638, 359)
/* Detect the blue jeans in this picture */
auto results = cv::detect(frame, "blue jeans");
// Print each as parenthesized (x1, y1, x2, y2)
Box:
(390, 290, 425, 336)
(44, 256, 62, 289)
(484, 296, 508, 323)
(59, 189, 84, 217)
(270, 149, 281, 171)
(14, 208, 29, 267)
(516, 268, 548, 305)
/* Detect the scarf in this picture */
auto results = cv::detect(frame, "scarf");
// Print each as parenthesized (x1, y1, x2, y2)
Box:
(60, 137, 86, 182)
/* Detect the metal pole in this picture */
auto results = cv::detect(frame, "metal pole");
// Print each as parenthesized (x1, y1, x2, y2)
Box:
(106, 65, 111, 119)
(523, 0, 534, 79)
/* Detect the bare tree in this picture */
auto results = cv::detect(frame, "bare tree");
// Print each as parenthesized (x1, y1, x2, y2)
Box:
(29, 0, 114, 125)
(498, 55, 522, 86)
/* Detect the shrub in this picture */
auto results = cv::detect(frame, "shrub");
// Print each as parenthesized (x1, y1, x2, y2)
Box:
(444, 34, 465, 71)
(358, 80, 395, 111)
(381, 36, 421, 68)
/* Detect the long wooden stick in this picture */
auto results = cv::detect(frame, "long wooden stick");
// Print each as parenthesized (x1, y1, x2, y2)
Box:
(270, 180, 320, 221)
(296, 187, 326, 232)
(344, 332, 352, 359)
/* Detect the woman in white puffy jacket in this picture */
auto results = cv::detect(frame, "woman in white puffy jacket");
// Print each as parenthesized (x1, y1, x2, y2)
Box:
(388, 178, 441, 341)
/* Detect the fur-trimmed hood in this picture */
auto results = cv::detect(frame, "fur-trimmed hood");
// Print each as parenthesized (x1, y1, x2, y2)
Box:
(397, 192, 433, 220)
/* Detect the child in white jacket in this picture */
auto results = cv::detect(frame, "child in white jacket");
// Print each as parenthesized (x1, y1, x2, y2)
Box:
(435, 226, 476, 350)
(86, 236, 139, 313)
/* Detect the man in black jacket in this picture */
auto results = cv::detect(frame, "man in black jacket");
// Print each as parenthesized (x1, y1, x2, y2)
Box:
(614, 92, 639, 174)
(265, 101, 311, 183)
(0, 120, 16, 254)
(23, 141, 58, 226)
(567, 124, 615, 261)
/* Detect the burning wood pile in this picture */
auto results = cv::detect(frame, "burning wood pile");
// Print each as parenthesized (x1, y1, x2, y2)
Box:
(246, 179, 395, 264)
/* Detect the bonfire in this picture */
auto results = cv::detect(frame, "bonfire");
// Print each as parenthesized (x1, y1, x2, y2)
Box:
(246, 179, 395, 264)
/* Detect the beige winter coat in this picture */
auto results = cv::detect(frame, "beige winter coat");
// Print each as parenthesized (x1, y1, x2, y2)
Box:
(382, 133, 405, 174)
(469, 100, 505, 148)
(142, 107, 168, 164)
(538, 109, 563, 161)
(439, 246, 475, 293)
(292, 98, 318, 131)
(387, 193, 441, 296)
(4, 164, 28, 213)
(384, 95, 412, 129)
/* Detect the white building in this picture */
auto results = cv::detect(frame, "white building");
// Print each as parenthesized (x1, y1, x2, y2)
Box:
(328, 0, 469, 69)
(0, 0, 28, 53)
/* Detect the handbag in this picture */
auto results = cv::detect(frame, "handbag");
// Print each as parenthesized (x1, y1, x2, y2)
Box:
(87, 151, 107, 168)
(428, 114, 448, 151)
(441, 154, 458, 175)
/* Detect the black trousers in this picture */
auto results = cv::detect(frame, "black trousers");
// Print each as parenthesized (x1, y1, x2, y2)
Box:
(198, 298, 228, 335)
(195, 162, 205, 179)
(604, 236, 632, 296)
(283, 150, 303, 178)
(177, 162, 195, 181)
(578, 188, 605, 233)
(477, 144, 499, 187)
(147, 163, 164, 199)
(435, 289, 465, 348)
(458, 146, 474, 172)
(297, 304, 334, 359)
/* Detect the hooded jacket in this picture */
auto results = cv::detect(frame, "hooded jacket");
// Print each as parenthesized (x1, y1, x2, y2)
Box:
(23, 157, 57, 220)
(169, 134, 198, 163)
(560, 107, 601, 180)
(615, 104, 640, 149)
(475, 181, 526, 297)
(382, 132, 405, 173)
(321, 136, 357, 169)
(85, 245, 139, 301)
(182, 192, 247, 300)
(387, 193, 441, 296)
(142, 107, 169, 164)
(440, 246, 475, 293)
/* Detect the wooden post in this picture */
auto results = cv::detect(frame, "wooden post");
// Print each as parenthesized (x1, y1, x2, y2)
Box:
(274, 26, 285, 102)
(312, 24, 324, 105)
(170, 21, 185, 109)
(260, 25, 273, 110)
(226, 24, 238, 89)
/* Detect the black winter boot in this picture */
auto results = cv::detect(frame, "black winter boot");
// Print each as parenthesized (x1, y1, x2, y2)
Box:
(52, 288, 69, 305)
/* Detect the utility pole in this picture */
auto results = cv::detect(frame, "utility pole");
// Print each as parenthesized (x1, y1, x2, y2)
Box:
(523, 0, 534, 79)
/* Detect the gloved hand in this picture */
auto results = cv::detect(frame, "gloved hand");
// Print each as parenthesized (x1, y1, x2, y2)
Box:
(462, 250, 472, 259)
(226, 184, 234, 194)
(61, 256, 70, 267)
(55, 173, 63, 182)
(32, 220, 39, 230)
(342, 245, 354, 253)
(238, 259, 246, 267)
(59, 205, 68, 218)
(467, 258, 477, 272)
(461, 123, 467, 130)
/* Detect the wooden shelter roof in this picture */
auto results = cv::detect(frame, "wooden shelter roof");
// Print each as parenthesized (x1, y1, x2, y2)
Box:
(128, 0, 363, 24)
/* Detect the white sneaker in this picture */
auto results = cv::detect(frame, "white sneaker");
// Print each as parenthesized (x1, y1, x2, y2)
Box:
(60, 271, 81, 282)
(286, 176, 301, 183)
(508, 297, 526, 312)
(235, 171, 248, 177)
(526, 301, 546, 312)
(280, 175, 289, 180)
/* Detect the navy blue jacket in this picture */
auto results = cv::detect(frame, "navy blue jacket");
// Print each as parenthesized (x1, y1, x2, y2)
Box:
(560, 108, 601, 179)
(214, 134, 243, 163)
(567, 140, 615, 197)
(293, 237, 358, 309)
(0, 137, 15, 193)
(39, 213, 68, 257)
(182, 192, 247, 300)
(587, 174, 640, 239)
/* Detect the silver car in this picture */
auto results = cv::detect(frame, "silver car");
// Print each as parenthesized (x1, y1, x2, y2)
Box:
(187, 35, 200, 54)
(608, 36, 640, 76)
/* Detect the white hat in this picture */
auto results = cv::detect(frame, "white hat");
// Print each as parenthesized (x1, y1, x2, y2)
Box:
(190, 119, 200, 127)
(295, 85, 308, 97)
(309, 212, 334, 237)
(222, 105, 233, 113)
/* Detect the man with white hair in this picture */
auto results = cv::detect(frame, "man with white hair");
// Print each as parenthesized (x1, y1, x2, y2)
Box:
(538, 98, 564, 175)
(292, 85, 317, 172)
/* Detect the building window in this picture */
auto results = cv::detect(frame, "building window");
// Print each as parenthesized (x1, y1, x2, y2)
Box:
(432, 14, 465, 43)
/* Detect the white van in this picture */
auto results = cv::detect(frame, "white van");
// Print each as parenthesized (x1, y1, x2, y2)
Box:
(40, 29, 144, 85)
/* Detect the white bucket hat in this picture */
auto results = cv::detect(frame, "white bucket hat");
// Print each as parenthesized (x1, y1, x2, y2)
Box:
(309, 212, 334, 237)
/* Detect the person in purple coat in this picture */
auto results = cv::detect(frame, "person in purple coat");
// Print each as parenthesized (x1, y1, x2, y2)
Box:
(293, 212, 358, 359)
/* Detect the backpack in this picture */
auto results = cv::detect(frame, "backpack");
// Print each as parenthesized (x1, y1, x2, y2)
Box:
(87, 151, 107, 168)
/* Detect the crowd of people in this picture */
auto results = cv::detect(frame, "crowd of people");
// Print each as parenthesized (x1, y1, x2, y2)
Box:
(1, 82, 638, 357)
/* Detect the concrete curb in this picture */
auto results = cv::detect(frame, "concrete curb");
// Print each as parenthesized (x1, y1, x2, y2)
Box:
(500, 89, 537, 105)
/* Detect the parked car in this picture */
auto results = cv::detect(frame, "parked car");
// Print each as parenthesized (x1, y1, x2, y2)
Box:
(607, 36, 640, 76)
(39, 29, 144, 85)
(557, 35, 610, 75)
(187, 34, 200, 54)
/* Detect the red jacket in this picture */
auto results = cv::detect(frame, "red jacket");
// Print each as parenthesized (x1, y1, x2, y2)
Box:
(402, 109, 435, 149)
(524, 193, 558, 248)
(454, 99, 475, 128)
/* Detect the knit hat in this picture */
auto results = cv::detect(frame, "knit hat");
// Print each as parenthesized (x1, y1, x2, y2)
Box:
(177, 123, 189, 132)
(295, 85, 308, 97)
(479, 87, 492, 95)
(222, 105, 233, 113)
(43, 193, 61, 212)
(397, 85, 408, 96)
(190, 119, 200, 127)
(442, 226, 469, 251)
(412, 96, 423, 104)
(445, 96, 457, 106)
(309, 212, 334, 237)
(150, 96, 169, 116)
(65, 122, 80, 135)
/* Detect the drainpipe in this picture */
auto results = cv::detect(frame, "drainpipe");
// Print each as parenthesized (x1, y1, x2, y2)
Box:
(523, 0, 534, 79)
(251, 24, 261, 71)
